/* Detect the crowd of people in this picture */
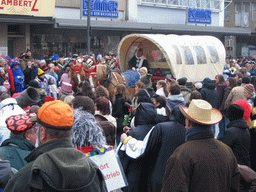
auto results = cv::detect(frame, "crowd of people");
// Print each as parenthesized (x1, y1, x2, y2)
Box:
(0, 51, 256, 191)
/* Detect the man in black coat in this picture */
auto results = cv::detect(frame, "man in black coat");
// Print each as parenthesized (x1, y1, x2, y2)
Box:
(200, 77, 220, 109)
(219, 103, 251, 167)
(119, 105, 186, 192)
(128, 48, 149, 70)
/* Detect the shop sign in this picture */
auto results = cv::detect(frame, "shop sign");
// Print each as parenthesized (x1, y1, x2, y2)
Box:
(187, 8, 211, 24)
(82, 0, 118, 18)
(0, 0, 56, 17)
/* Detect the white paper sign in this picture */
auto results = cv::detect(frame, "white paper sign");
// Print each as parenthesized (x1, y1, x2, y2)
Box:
(90, 150, 127, 192)
(0, 47, 7, 56)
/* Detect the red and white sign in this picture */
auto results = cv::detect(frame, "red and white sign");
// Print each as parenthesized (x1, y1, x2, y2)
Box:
(90, 150, 127, 191)
(0, 0, 55, 16)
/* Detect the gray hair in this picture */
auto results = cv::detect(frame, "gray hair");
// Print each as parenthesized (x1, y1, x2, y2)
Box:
(71, 108, 106, 148)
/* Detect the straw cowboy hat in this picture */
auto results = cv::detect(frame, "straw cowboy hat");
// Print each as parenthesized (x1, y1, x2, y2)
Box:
(179, 99, 222, 125)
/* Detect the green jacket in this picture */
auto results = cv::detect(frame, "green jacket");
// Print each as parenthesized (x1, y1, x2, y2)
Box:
(4, 139, 107, 192)
(0, 137, 35, 170)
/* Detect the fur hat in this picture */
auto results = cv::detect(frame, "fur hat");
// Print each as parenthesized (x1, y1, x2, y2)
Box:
(225, 104, 244, 122)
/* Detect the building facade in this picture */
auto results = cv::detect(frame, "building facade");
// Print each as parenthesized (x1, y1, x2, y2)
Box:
(0, 0, 250, 59)
(224, 0, 256, 57)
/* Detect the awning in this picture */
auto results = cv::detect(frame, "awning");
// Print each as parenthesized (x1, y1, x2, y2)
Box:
(55, 18, 251, 36)
(0, 15, 55, 24)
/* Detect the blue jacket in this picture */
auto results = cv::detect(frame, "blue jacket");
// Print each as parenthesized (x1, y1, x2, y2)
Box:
(11, 66, 25, 93)
(167, 93, 186, 110)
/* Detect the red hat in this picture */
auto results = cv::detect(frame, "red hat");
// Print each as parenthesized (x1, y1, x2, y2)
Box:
(234, 99, 252, 124)
(42, 66, 49, 71)
(45, 96, 55, 103)
(6, 113, 37, 134)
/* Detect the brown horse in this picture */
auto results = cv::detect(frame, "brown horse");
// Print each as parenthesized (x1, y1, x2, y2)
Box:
(83, 64, 128, 103)
(69, 59, 86, 89)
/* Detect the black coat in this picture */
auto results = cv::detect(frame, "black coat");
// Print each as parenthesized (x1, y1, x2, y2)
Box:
(112, 93, 129, 136)
(119, 105, 186, 192)
(119, 103, 157, 192)
(219, 118, 251, 167)
(137, 107, 186, 192)
(200, 83, 220, 109)
(128, 55, 149, 69)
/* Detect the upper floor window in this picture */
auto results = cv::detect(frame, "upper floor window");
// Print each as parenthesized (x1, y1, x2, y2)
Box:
(140, 0, 221, 11)
(235, 2, 250, 27)
(252, 3, 256, 21)
(224, 2, 230, 21)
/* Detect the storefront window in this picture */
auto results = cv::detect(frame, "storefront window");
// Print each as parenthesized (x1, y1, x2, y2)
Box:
(31, 34, 120, 59)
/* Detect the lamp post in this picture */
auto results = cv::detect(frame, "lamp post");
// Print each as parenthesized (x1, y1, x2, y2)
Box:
(87, 0, 91, 54)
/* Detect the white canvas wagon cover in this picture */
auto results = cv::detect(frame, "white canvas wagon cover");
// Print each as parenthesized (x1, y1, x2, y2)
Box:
(118, 34, 226, 82)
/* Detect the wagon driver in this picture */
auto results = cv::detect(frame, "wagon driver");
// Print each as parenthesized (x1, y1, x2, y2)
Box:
(128, 48, 149, 71)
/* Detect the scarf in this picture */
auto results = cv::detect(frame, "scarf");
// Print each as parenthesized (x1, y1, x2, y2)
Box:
(135, 55, 146, 68)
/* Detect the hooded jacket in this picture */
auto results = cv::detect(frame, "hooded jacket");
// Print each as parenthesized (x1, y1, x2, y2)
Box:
(0, 137, 35, 170)
(125, 105, 186, 192)
(119, 103, 157, 192)
(4, 139, 107, 192)
(200, 82, 220, 109)
(167, 93, 186, 110)
(219, 118, 251, 167)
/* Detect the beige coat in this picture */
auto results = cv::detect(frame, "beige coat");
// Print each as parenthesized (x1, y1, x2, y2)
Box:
(224, 84, 246, 109)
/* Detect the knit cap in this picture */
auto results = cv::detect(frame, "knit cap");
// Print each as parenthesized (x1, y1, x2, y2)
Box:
(244, 84, 255, 95)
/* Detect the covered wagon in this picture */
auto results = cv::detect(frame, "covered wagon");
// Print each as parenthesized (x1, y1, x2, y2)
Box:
(118, 34, 226, 82)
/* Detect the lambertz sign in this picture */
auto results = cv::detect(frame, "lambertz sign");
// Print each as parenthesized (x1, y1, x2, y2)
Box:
(0, 0, 56, 16)
(82, 0, 118, 18)
(188, 8, 212, 24)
